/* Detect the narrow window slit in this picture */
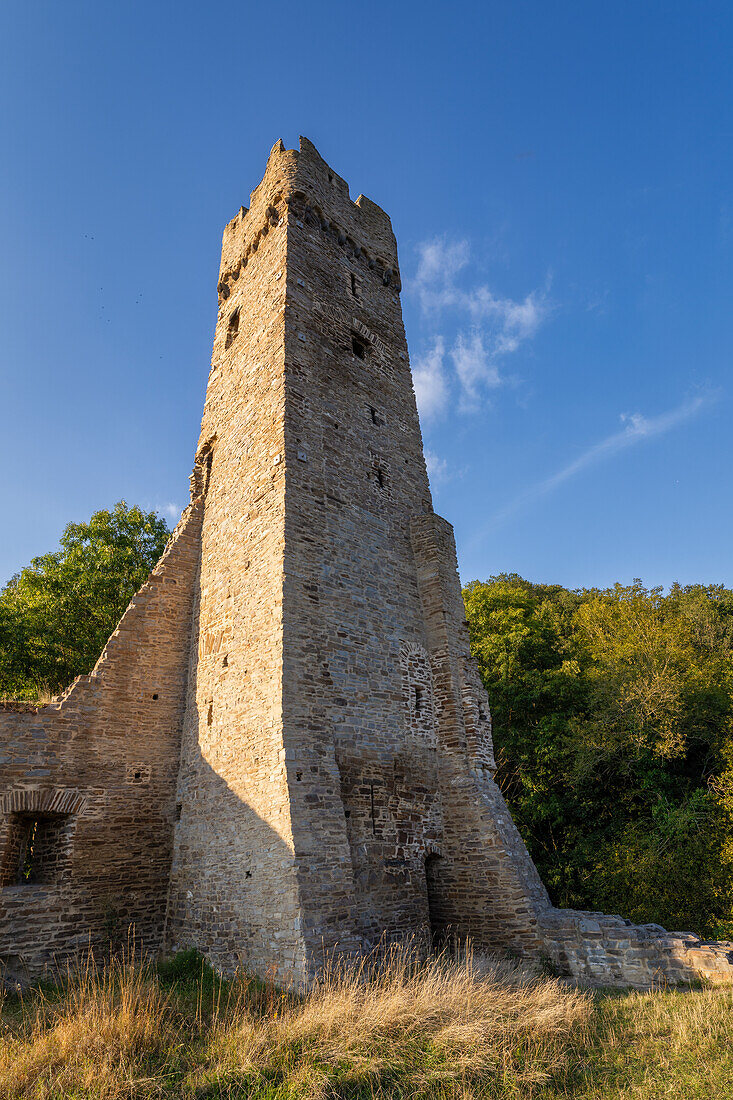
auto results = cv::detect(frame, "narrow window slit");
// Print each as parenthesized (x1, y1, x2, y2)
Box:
(21, 818, 38, 882)
(225, 307, 240, 349)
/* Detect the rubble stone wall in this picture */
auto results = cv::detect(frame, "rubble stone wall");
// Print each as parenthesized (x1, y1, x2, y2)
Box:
(540, 908, 733, 988)
(0, 504, 202, 981)
(281, 138, 442, 958)
(409, 513, 551, 957)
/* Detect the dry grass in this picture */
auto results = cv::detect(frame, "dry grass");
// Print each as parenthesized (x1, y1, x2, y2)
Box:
(2, 945, 733, 1099)
(0, 687, 55, 707)
(197, 947, 590, 1097)
(569, 985, 733, 1099)
(0, 956, 179, 1098)
(0, 945, 589, 1099)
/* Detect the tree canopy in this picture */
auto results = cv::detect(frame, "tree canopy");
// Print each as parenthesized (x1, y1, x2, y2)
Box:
(0, 502, 170, 699)
(463, 575, 733, 937)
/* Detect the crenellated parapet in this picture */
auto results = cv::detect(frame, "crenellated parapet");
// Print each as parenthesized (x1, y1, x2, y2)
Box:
(216, 137, 401, 308)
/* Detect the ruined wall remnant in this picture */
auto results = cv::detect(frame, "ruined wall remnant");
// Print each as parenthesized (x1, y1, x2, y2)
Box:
(2, 138, 732, 989)
(0, 504, 202, 982)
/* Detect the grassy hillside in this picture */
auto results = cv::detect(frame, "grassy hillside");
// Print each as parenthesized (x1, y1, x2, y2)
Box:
(1, 949, 732, 1099)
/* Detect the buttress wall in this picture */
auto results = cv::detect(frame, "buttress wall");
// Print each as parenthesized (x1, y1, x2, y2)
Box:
(0, 504, 202, 981)
(409, 514, 551, 956)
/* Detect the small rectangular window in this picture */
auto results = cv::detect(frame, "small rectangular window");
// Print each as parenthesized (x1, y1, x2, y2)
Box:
(126, 762, 152, 786)
(1, 813, 73, 886)
(414, 686, 424, 714)
(351, 334, 367, 359)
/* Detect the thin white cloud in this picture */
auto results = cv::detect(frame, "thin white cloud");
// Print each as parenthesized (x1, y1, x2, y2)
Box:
(412, 338, 449, 422)
(483, 393, 712, 534)
(160, 502, 183, 524)
(424, 448, 450, 485)
(475, 289, 545, 353)
(450, 331, 502, 412)
(409, 237, 549, 417)
(413, 238, 470, 308)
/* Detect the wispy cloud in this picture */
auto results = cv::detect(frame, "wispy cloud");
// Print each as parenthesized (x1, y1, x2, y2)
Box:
(408, 237, 548, 419)
(479, 393, 713, 536)
(412, 338, 449, 422)
(450, 331, 502, 412)
(160, 501, 183, 524)
(412, 238, 471, 312)
(424, 448, 450, 486)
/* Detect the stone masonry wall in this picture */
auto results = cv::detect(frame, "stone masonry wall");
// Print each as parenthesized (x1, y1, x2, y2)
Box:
(410, 513, 551, 957)
(0, 502, 202, 982)
(541, 909, 733, 988)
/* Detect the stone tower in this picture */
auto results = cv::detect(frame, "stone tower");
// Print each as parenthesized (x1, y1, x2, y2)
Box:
(164, 137, 548, 981)
(4, 138, 733, 990)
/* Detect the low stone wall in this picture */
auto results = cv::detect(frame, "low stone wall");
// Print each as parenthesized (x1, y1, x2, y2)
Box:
(541, 908, 733, 988)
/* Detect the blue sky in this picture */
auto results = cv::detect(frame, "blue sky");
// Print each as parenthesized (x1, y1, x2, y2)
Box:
(1, 0, 731, 590)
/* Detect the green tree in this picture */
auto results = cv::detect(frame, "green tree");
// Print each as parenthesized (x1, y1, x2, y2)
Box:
(464, 575, 733, 936)
(0, 502, 170, 700)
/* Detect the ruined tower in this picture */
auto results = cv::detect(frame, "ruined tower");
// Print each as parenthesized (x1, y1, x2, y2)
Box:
(4, 138, 733, 989)
(163, 137, 548, 980)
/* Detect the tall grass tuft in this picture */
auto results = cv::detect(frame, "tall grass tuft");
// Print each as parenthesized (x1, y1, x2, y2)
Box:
(0, 941, 590, 1098)
(199, 942, 591, 1097)
(0, 952, 179, 1098)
